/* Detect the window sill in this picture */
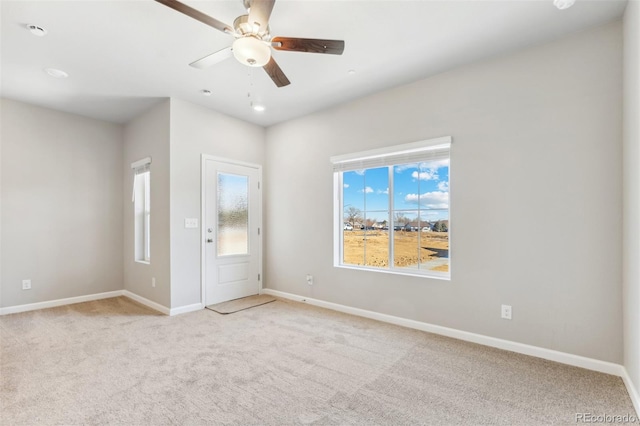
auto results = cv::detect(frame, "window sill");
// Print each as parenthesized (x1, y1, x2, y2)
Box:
(135, 260, 150, 265)
(334, 264, 450, 281)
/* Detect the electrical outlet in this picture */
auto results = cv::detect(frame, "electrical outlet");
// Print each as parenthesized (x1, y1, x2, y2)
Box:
(306, 274, 313, 286)
(152, 277, 156, 288)
(22, 279, 32, 290)
(501, 304, 512, 320)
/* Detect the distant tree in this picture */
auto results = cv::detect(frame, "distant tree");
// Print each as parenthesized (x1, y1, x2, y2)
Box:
(365, 218, 376, 228)
(394, 212, 410, 226)
(433, 220, 448, 232)
(344, 206, 362, 227)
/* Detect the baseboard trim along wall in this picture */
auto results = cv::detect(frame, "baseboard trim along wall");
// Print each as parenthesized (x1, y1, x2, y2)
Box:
(0, 290, 125, 315)
(169, 302, 203, 316)
(262, 288, 639, 414)
(622, 369, 640, 417)
(121, 290, 170, 315)
(0, 289, 204, 317)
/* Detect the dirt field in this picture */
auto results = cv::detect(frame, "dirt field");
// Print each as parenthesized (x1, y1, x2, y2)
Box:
(343, 230, 449, 272)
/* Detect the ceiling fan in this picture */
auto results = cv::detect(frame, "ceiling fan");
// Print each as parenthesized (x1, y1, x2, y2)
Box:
(155, 0, 345, 87)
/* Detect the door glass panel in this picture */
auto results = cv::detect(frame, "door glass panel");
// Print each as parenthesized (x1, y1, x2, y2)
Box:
(217, 173, 249, 256)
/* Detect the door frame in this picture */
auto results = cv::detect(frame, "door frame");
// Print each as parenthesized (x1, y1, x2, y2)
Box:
(200, 154, 263, 307)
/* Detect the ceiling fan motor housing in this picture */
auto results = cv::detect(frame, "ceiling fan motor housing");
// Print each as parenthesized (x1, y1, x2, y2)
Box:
(233, 14, 270, 39)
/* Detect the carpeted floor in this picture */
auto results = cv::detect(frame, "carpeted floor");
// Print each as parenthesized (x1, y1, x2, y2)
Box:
(0, 296, 636, 425)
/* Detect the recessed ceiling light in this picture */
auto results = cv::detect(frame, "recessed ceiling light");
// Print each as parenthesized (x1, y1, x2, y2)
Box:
(553, 0, 575, 10)
(201, 89, 212, 96)
(27, 24, 47, 36)
(44, 68, 68, 78)
(252, 104, 266, 112)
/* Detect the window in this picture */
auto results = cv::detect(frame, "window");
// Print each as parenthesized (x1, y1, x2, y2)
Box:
(132, 157, 151, 263)
(332, 137, 450, 279)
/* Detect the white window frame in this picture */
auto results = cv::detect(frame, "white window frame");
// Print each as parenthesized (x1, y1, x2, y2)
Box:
(132, 157, 151, 264)
(331, 136, 451, 280)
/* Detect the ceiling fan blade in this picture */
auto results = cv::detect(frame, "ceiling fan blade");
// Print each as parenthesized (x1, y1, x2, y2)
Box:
(189, 47, 233, 69)
(272, 37, 345, 55)
(155, 0, 233, 34)
(263, 57, 290, 87)
(248, 0, 275, 32)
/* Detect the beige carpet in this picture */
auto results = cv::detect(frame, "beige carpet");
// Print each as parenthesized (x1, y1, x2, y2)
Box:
(206, 294, 276, 314)
(0, 296, 636, 425)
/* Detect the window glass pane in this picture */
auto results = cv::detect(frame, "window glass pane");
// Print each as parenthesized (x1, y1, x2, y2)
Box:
(364, 211, 388, 268)
(134, 170, 150, 263)
(393, 164, 420, 211)
(419, 210, 449, 272)
(393, 210, 419, 269)
(364, 167, 389, 211)
(217, 173, 248, 256)
(417, 161, 449, 272)
(343, 224, 364, 266)
(343, 170, 365, 212)
(144, 171, 150, 261)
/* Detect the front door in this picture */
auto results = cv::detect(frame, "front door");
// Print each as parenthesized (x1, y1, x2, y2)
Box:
(203, 157, 261, 305)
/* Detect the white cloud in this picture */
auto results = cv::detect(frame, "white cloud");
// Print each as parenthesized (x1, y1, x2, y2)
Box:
(411, 170, 438, 181)
(359, 186, 374, 193)
(437, 181, 449, 191)
(404, 191, 449, 209)
(377, 188, 389, 195)
(343, 183, 349, 188)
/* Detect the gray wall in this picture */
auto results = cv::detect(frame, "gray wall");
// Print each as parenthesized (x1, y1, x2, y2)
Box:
(123, 100, 171, 308)
(169, 99, 265, 309)
(265, 22, 623, 363)
(1, 99, 123, 307)
(623, 0, 640, 396)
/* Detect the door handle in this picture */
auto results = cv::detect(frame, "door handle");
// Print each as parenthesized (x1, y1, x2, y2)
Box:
(207, 238, 213, 243)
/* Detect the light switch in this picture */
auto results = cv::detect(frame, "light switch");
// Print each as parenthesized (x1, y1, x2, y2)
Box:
(185, 218, 198, 229)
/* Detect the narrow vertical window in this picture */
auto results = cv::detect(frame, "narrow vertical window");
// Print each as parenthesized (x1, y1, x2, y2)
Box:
(132, 157, 151, 263)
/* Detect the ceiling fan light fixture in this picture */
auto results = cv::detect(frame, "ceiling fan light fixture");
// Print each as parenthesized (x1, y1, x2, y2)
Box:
(232, 37, 271, 67)
(553, 0, 575, 10)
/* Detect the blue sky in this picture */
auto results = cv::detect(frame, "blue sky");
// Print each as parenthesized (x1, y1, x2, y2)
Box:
(343, 160, 450, 224)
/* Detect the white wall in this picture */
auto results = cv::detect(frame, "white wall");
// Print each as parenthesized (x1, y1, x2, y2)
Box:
(265, 22, 623, 363)
(123, 100, 171, 307)
(1, 99, 123, 307)
(169, 99, 264, 309)
(623, 0, 640, 399)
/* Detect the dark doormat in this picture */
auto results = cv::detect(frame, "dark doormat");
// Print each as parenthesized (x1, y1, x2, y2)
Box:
(206, 294, 276, 314)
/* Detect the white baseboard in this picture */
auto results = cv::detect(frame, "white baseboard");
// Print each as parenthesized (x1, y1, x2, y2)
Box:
(0, 290, 125, 316)
(0, 289, 201, 318)
(263, 289, 640, 415)
(621, 369, 640, 417)
(262, 289, 625, 377)
(122, 290, 170, 315)
(169, 303, 203, 316)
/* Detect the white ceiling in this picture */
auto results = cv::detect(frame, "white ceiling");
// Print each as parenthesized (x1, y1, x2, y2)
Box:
(0, 0, 628, 127)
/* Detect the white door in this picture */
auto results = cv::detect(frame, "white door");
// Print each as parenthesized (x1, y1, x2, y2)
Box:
(203, 157, 261, 305)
